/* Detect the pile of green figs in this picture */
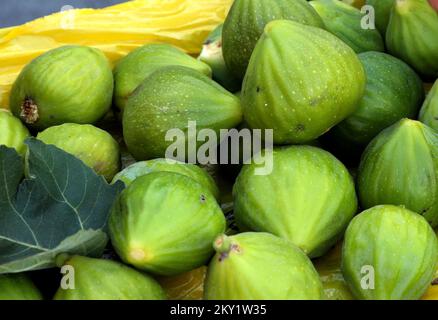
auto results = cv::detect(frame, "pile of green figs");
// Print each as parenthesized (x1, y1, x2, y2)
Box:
(1, 0, 438, 300)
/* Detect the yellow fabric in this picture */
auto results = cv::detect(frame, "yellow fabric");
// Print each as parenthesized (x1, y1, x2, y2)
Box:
(0, 0, 233, 109)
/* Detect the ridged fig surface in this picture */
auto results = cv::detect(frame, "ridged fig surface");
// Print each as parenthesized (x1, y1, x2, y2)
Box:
(0, 274, 42, 300)
(109, 172, 226, 276)
(10, 45, 113, 130)
(242, 20, 366, 144)
(386, 0, 438, 79)
(233, 146, 357, 258)
(204, 233, 323, 300)
(114, 44, 212, 113)
(366, 0, 395, 35)
(0, 110, 30, 156)
(330, 51, 424, 146)
(358, 119, 438, 226)
(54, 255, 166, 300)
(342, 205, 438, 300)
(420, 80, 438, 130)
(310, 0, 384, 53)
(112, 158, 219, 199)
(37, 123, 120, 181)
(123, 66, 242, 160)
(222, 0, 325, 80)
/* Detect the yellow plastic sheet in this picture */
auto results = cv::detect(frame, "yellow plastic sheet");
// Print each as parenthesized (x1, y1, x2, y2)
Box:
(0, 0, 233, 109)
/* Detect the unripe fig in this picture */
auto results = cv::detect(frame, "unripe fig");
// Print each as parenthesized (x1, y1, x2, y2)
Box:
(204, 232, 323, 300)
(37, 123, 120, 181)
(0, 274, 42, 300)
(10, 45, 113, 130)
(0, 109, 30, 156)
(53, 255, 166, 300)
(109, 172, 226, 276)
(419, 80, 438, 130)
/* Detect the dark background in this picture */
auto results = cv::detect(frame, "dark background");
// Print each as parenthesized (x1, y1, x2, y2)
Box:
(0, 0, 127, 27)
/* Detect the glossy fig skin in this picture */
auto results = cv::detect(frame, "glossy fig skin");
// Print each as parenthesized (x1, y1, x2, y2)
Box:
(233, 146, 358, 258)
(419, 80, 438, 130)
(222, 0, 324, 80)
(114, 44, 212, 114)
(0, 274, 42, 300)
(37, 123, 121, 182)
(123, 66, 242, 161)
(204, 232, 323, 300)
(109, 171, 226, 276)
(10, 45, 113, 130)
(0, 109, 30, 156)
(342, 205, 438, 300)
(310, 0, 384, 53)
(242, 20, 366, 144)
(53, 255, 166, 300)
(330, 52, 424, 147)
(358, 119, 438, 226)
(386, 0, 438, 79)
(112, 158, 219, 199)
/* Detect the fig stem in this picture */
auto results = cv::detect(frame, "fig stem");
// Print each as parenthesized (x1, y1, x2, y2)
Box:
(213, 234, 233, 254)
(55, 253, 71, 268)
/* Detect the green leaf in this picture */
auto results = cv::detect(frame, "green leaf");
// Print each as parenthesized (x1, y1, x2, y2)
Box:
(0, 138, 123, 274)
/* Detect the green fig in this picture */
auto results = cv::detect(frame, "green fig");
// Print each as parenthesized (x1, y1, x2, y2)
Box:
(114, 44, 212, 114)
(109, 171, 226, 276)
(310, 0, 384, 53)
(365, 0, 395, 35)
(37, 123, 120, 181)
(342, 205, 438, 300)
(222, 0, 325, 80)
(0, 274, 42, 300)
(419, 80, 438, 130)
(53, 255, 166, 300)
(386, 0, 438, 79)
(204, 232, 323, 300)
(330, 51, 424, 147)
(10, 45, 113, 130)
(358, 119, 438, 226)
(242, 20, 366, 144)
(123, 66, 242, 161)
(112, 158, 219, 199)
(0, 109, 30, 156)
(198, 24, 241, 92)
(233, 146, 358, 258)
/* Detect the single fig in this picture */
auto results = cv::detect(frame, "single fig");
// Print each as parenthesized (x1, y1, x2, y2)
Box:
(222, 0, 325, 80)
(114, 44, 212, 114)
(0, 109, 30, 156)
(365, 0, 395, 35)
(198, 24, 241, 92)
(329, 51, 424, 147)
(37, 123, 120, 181)
(386, 0, 438, 79)
(204, 232, 323, 300)
(53, 255, 166, 300)
(233, 146, 358, 258)
(109, 171, 226, 276)
(123, 66, 242, 161)
(419, 80, 438, 130)
(310, 0, 384, 53)
(358, 119, 438, 226)
(112, 158, 219, 199)
(10, 45, 113, 130)
(342, 205, 438, 300)
(0, 274, 42, 300)
(242, 20, 366, 144)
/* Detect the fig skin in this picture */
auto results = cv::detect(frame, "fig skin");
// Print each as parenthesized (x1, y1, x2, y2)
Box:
(53, 255, 166, 300)
(204, 232, 323, 300)
(112, 158, 219, 199)
(419, 80, 438, 130)
(114, 44, 212, 114)
(0, 274, 42, 300)
(342, 205, 438, 300)
(10, 45, 113, 130)
(0, 109, 30, 156)
(37, 123, 120, 182)
(109, 171, 226, 276)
